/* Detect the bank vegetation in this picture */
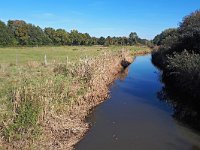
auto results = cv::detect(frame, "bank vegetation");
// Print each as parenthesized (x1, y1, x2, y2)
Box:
(152, 10, 200, 129)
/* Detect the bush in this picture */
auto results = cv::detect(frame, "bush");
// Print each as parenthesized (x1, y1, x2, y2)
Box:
(158, 51, 200, 130)
(178, 10, 200, 53)
(163, 50, 200, 99)
(152, 10, 200, 131)
(153, 28, 178, 46)
(152, 10, 200, 68)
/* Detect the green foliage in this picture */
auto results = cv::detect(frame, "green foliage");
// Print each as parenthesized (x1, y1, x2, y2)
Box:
(44, 27, 55, 44)
(178, 10, 200, 53)
(152, 10, 200, 113)
(161, 50, 200, 105)
(129, 32, 138, 45)
(70, 30, 82, 45)
(1, 20, 151, 47)
(153, 28, 178, 46)
(55, 29, 70, 45)
(152, 10, 200, 68)
(27, 24, 51, 46)
(0, 21, 16, 46)
(97, 36, 106, 45)
(8, 20, 29, 45)
(2, 78, 43, 141)
(4, 99, 41, 141)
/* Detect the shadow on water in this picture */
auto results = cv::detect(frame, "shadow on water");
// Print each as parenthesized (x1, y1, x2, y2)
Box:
(76, 54, 200, 150)
(157, 82, 200, 132)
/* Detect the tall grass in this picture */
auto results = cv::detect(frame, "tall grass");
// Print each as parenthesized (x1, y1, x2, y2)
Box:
(0, 47, 135, 149)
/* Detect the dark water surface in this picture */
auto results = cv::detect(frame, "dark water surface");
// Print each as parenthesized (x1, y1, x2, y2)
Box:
(76, 55, 200, 150)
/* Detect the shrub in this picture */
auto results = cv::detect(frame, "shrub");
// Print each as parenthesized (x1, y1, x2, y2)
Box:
(163, 50, 200, 99)
(178, 10, 200, 53)
(153, 28, 178, 46)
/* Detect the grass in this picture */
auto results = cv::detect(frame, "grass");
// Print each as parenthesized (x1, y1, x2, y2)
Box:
(0, 46, 102, 64)
(0, 45, 150, 149)
(0, 45, 149, 65)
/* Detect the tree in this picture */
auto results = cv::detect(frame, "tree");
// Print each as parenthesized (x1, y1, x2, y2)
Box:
(0, 20, 16, 46)
(44, 27, 56, 44)
(70, 30, 81, 45)
(97, 37, 106, 45)
(153, 28, 178, 46)
(90, 37, 98, 45)
(8, 20, 29, 45)
(80, 33, 92, 45)
(129, 32, 138, 45)
(54, 29, 70, 45)
(27, 24, 51, 46)
(178, 10, 200, 53)
(1, 20, 150, 47)
(105, 36, 113, 46)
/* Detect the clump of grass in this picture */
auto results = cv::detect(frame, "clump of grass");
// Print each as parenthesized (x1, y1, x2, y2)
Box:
(2, 79, 43, 142)
(9, 63, 16, 67)
(4, 99, 42, 141)
(27, 61, 41, 68)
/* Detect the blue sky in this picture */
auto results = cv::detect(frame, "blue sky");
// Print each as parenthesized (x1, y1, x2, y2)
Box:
(0, 0, 199, 39)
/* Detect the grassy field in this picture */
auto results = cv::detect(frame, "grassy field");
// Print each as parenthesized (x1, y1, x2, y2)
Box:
(0, 45, 149, 64)
(0, 45, 150, 149)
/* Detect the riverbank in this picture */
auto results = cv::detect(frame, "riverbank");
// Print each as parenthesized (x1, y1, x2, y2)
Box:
(152, 49, 200, 131)
(151, 11, 200, 130)
(0, 46, 151, 149)
(39, 50, 133, 150)
(76, 54, 200, 150)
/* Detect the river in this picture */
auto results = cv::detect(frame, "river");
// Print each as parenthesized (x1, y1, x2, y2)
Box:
(76, 54, 200, 150)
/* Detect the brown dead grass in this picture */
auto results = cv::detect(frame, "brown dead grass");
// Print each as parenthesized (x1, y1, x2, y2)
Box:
(38, 50, 133, 150)
(0, 48, 150, 150)
(131, 48, 152, 56)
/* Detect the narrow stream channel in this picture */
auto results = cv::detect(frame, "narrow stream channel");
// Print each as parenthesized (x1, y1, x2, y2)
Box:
(76, 54, 200, 150)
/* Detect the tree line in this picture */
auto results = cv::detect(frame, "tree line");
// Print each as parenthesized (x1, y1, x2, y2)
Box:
(0, 20, 150, 47)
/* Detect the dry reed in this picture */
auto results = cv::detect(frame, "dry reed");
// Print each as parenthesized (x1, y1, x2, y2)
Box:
(0, 50, 133, 150)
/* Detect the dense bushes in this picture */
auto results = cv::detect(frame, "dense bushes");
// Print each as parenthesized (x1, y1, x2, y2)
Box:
(0, 20, 150, 47)
(152, 10, 200, 129)
(158, 51, 200, 130)
(178, 11, 200, 53)
(164, 51, 200, 99)
(153, 28, 178, 46)
(152, 10, 200, 67)
(152, 10, 200, 130)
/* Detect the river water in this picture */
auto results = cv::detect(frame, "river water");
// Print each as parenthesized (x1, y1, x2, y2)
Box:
(76, 55, 200, 150)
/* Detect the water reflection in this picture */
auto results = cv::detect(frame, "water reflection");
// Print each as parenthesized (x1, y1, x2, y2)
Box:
(157, 83, 200, 131)
(76, 55, 200, 150)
